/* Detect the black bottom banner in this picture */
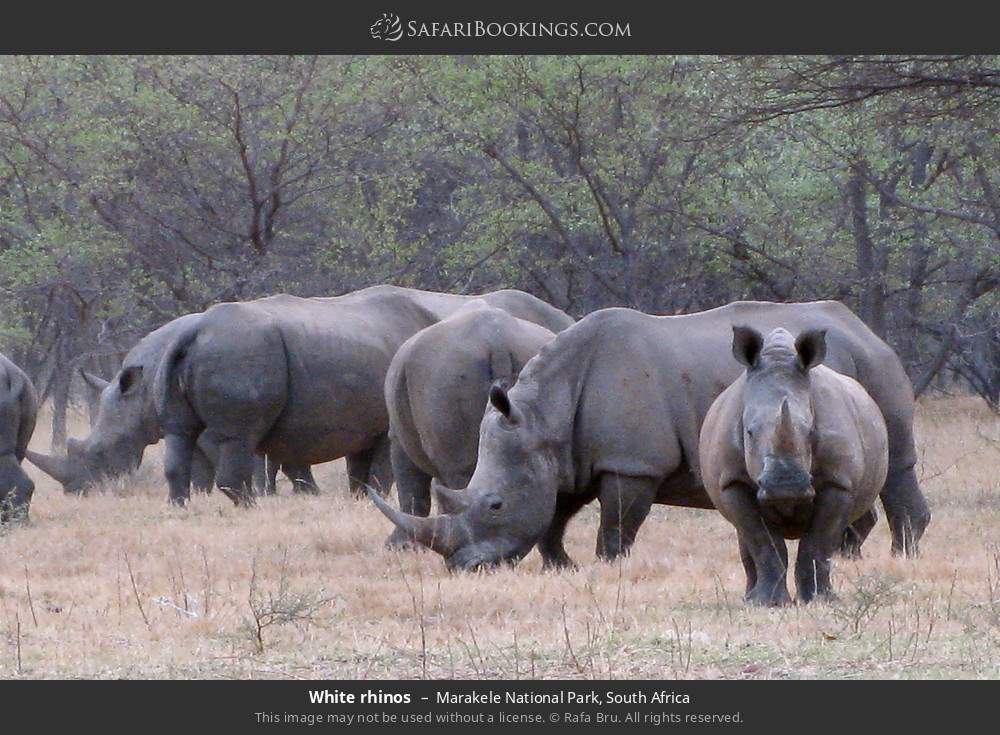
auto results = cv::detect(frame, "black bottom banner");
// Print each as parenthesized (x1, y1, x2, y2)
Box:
(2, 679, 990, 731)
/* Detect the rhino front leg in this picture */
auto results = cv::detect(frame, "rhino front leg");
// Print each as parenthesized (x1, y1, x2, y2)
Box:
(164, 433, 196, 506)
(386, 440, 431, 548)
(739, 527, 791, 607)
(538, 491, 594, 570)
(718, 484, 791, 606)
(595, 473, 657, 561)
(796, 486, 853, 603)
(738, 537, 757, 596)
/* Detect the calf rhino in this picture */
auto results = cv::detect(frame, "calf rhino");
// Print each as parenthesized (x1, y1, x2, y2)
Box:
(26, 314, 314, 496)
(154, 286, 573, 506)
(0, 354, 37, 523)
(699, 327, 888, 605)
(369, 301, 930, 570)
(384, 301, 555, 544)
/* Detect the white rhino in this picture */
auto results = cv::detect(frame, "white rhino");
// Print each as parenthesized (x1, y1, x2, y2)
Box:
(383, 301, 556, 545)
(699, 327, 888, 606)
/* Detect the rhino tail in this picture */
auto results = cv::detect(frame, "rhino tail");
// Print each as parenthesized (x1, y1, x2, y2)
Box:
(153, 319, 201, 422)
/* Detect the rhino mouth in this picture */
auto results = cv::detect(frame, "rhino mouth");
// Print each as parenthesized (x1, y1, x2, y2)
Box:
(444, 541, 532, 572)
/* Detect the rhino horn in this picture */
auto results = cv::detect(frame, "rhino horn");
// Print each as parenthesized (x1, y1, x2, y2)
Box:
(367, 486, 469, 557)
(25, 449, 76, 486)
(431, 480, 470, 514)
(775, 398, 796, 452)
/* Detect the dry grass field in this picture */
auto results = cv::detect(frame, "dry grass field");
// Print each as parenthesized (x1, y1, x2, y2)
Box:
(2, 397, 999, 680)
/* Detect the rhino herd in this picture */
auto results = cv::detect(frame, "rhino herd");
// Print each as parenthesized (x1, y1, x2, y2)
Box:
(8, 285, 931, 606)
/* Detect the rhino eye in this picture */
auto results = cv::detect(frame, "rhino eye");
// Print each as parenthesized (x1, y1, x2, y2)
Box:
(489, 499, 503, 512)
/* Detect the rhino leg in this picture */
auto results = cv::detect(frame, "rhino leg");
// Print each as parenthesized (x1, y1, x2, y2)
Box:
(595, 473, 656, 561)
(538, 491, 594, 570)
(719, 484, 791, 606)
(738, 526, 791, 607)
(386, 441, 431, 548)
(191, 444, 215, 495)
(738, 538, 757, 596)
(346, 448, 375, 498)
(347, 434, 393, 499)
(164, 433, 196, 506)
(795, 486, 853, 603)
(0, 463, 34, 524)
(206, 436, 256, 508)
(879, 465, 930, 557)
(367, 435, 393, 497)
(839, 508, 878, 558)
(283, 464, 319, 495)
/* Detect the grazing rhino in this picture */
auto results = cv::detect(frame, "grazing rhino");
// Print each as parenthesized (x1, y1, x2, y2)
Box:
(26, 314, 314, 496)
(154, 285, 573, 506)
(699, 327, 888, 605)
(369, 301, 930, 570)
(0, 354, 37, 523)
(384, 301, 556, 545)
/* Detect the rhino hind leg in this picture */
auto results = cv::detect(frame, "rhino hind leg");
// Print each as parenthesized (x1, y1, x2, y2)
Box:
(191, 445, 215, 495)
(839, 507, 878, 558)
(879, 465, 930, 557)
(538, 490, 595, 570)
(164, 433, 197, 506)
(346, 434, 393, 499)
(283, 464, 319, 495)
(595, 473, 657, 561)
(209, 437, 257, 508)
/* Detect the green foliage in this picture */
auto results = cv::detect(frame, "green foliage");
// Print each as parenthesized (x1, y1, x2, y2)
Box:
(0, 55, 997, 406)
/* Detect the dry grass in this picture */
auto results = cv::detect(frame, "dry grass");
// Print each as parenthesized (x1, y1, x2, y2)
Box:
(1, 397, 999, 680)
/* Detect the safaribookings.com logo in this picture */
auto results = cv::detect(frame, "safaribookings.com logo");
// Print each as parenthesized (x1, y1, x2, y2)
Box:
(370, 13, 631, 42)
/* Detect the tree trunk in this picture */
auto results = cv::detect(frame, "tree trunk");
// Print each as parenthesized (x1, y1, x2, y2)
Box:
(847, 165, 887, 336)
(50, 360, 70, 451)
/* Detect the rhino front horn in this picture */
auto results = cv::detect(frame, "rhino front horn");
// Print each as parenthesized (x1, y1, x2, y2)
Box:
(430, 481, 470, 514)
(366, 486, 469, 557)
(25, 449, 75, 487)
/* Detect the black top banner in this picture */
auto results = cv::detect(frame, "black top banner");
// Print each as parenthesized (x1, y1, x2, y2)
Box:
(1, 2, 997, 53)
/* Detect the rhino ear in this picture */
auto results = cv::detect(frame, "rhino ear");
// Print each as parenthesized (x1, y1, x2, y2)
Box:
(118, 365, 143, 395)
(732, 326, 764, 369)
(795, 329, 827, 372)
(489, 381, 513, 420)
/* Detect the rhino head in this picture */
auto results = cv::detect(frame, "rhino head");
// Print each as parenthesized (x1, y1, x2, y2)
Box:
(732, 325, 827, 516)
(27, 365, 151, 493)
(370, 381, 563, 570)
